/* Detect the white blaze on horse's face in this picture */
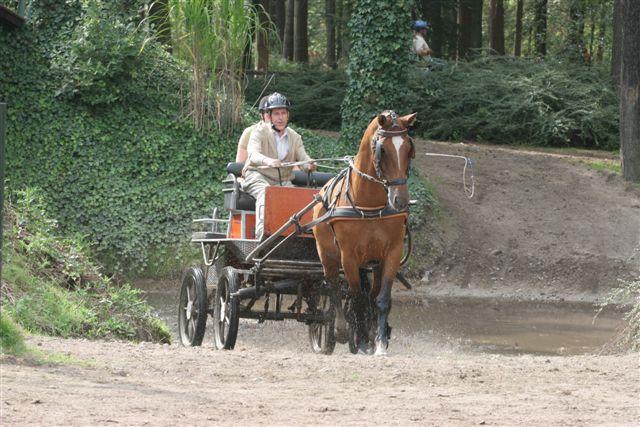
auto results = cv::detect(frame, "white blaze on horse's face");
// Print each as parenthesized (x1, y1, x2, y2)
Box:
(392, 136, 404, 171)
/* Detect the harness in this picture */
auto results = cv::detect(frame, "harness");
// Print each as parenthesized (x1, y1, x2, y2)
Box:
(301, 111, 413, 233)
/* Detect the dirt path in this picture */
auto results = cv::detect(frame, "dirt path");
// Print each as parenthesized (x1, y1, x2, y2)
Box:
(2, 140, 640, 425)
(2, 336, 639, 426)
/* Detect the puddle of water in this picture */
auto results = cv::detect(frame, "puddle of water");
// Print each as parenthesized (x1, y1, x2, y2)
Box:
(140, 283, 624, 356)
(390, 298, 624, 356)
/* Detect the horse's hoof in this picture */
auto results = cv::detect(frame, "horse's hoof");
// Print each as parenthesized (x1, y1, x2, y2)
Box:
(335, 327, 348, 344)
(374, 340, 388, 356)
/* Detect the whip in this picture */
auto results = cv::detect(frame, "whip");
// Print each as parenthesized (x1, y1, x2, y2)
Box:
(423, 153, 476, 198)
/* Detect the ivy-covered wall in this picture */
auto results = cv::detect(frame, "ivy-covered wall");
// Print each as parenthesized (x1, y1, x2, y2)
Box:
(0, 1, 234, 273)
(340, 0, 415, 143)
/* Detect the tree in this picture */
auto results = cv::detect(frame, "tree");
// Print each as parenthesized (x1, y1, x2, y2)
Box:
(283, 0, 294, 59)
(567, 0, 587, 62)
(488, 0, 505, 55)
(611, 0, 623, 86)
(514, 0, 524, 56)
(458, 1, 473, 58)
(419, 0, 444, 57)
(458, 0, 483, 58)
(256, 0, 270, 71)
(620, 0, 640, 182)
(534, 0, 547, 56)
(326, 0, 336, 68)
(341, 0, 414, 142)
(293, 0, 308, 63)
(271, 0, 286, 43)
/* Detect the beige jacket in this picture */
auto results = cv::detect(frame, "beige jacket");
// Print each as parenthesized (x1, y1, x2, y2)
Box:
(243, 122, 312, 182)
(237, 123, 259, 150)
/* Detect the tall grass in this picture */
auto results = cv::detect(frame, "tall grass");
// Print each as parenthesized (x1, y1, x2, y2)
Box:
(168, 0, 269, 134)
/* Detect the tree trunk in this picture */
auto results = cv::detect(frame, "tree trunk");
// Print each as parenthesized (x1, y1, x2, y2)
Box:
(272, 0, 286, 44)
(595, 2, 606, 62)
(568, 0, 586, 62)
(458, 1, 473, 58)
(422, 0, 443, 57)
(488, 0, 505, 55)
(514, 0, 524, 56)
(336, 0, 351, 61)
(447, 5, 458, 58)
(534, 0, 547, 56)
(256, 0, 270, 71)
(470, 0, 483, 51)
(283, 0, 294, 60)
(326, 0, 336, 68)
(293, 0, 308, 63)
(612, 0, 623, 87)
(620, 0, 640, 182)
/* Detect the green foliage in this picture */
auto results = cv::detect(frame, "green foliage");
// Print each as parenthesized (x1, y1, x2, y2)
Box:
(597, 278, 640, 352)
(1, 2, 236, 273)
(0, 311, 27, 356)
(168, 0, 268, 132)
(53, 2, 164, 106)
(2, 189, 171, 343)
(340, 0, 415, 143)
(408, 57, 619, 149)
(244, 67, 347, 131)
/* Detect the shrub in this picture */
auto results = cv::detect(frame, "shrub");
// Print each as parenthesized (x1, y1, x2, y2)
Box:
(0, 312, 27, 356)
(406, 57, 619, 149)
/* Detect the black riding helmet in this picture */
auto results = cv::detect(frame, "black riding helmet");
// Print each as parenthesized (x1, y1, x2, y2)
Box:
(258, 95, 270, 113)
(266, 92, 290, 111)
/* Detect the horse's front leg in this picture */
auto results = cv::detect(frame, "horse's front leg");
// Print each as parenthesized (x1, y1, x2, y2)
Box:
(343, 259, 371, 354)
(374, 250, 402, 356)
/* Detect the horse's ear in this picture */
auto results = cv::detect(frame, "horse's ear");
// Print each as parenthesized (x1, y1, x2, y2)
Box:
(401, 112, 417, 127)
(377, 113, 388, 127)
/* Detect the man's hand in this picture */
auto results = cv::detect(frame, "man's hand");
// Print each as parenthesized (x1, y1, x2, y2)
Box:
(307, 162, 317, 172)
(265, 158, 282, 168)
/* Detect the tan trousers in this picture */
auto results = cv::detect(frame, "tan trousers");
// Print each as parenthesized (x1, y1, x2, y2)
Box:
(242, 170, 292, 238)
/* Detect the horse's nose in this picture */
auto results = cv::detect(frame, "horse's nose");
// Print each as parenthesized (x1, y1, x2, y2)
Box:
(393, 195, 408, 210)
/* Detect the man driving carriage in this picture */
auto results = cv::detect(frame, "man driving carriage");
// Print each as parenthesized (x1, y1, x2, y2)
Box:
(242, 92, 316, 238)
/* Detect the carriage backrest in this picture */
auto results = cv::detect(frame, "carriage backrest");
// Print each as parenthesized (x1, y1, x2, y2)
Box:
(226, 162, 334, 188)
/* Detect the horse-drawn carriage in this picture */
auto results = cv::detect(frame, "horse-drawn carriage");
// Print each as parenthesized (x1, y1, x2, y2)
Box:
(178, 111, 417, 355)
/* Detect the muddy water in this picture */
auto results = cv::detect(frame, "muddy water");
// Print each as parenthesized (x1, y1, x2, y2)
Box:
(139, 282, 624, 356)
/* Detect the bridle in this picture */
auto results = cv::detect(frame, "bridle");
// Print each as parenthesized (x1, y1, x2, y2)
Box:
(350, 110, 414, 190)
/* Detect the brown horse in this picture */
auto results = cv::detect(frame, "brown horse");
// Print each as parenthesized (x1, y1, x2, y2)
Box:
(312, 111, 416, 355)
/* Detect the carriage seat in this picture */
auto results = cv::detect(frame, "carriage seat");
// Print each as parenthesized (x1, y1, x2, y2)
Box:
(223, 163, 255, 211)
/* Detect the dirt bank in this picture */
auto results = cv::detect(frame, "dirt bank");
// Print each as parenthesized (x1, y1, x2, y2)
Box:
(411, 139, 640, 302)
(2, 140, 639, 425)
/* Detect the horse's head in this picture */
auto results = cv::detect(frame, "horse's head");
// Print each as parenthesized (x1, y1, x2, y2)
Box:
(369, 110, 417, 211)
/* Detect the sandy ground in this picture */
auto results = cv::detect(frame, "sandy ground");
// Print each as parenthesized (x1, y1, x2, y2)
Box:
(2, 334, 639, 426)
(2, 140, 640, 425)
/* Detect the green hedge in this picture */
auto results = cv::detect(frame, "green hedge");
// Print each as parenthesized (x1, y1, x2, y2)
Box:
(406, 57, 619, 149)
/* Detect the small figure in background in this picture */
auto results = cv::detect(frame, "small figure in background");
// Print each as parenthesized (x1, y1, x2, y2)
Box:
(412, 20, 433, 58)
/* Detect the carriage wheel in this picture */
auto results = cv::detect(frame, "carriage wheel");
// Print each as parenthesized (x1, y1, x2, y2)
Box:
(178, 267, 208, 346)
(213, 266, 240, 350)
(308, 294, 336, 355)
